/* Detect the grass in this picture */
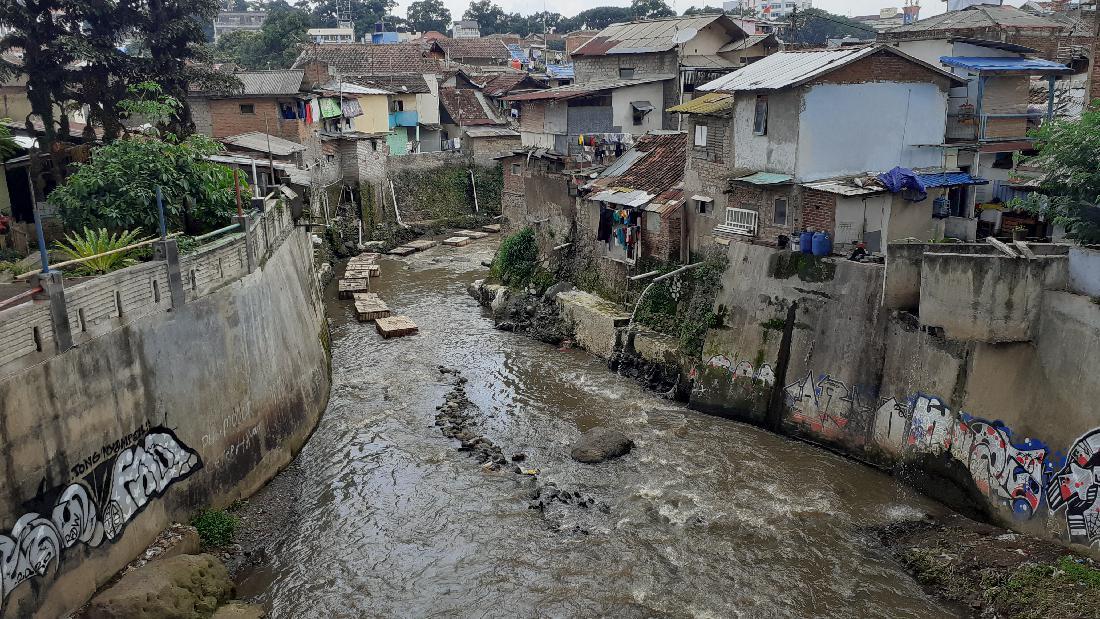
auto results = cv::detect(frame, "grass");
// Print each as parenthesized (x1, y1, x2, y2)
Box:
(191, 508, 238, 547)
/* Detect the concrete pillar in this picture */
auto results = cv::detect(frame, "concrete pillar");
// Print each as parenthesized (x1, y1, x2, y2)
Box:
(237, 215, 255, 273)
(153, 238, 186, 309)
(31, 271, 73, 353)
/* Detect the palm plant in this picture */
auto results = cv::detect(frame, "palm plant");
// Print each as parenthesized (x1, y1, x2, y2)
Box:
(54, 228, 150, 275)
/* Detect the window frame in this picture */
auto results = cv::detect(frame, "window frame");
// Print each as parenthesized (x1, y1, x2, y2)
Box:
(510, 162, 522, 175)
(239, 103, 255, 115)
(619, 67, 635, 79)
(773, 197, 788, 227)
(694, 122, 708, 147)
(753, 95, 768, 136)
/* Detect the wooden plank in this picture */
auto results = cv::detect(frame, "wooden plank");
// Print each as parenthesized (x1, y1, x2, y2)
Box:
(388, 246, 417, 256)
(986, 236, 1019, 258)
(404, 239, 438, 251)
(442, 236, 470, 247)
(376, 315, 418, 338)
(481, 224, 501, 233)
(353, 292, 391, 322)
(338, 278, 369, 299)
(1013, 241, 1037, 260)
(456, 230, 489, 239)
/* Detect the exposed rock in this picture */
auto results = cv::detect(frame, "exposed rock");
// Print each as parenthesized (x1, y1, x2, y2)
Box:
(570, 427, 634, 463)
(542, 281, 575, 302)
(211, 601, 266, 619)
(84, 553, 233, 619)
(122, 524, 201, 575)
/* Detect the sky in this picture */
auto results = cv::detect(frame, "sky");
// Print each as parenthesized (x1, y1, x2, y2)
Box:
(392, 0, 967, 22)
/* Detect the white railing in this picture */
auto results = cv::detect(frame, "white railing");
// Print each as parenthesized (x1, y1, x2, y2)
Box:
(716, 207, 758, 237)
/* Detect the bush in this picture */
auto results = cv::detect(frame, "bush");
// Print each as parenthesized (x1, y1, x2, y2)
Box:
(191, 509, 238, 547)
(54, 227, 149, 275)
(491, 226, 543, 288)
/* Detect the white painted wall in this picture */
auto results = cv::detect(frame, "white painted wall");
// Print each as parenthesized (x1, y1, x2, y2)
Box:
(520, 131, 556, 149)
(612, 82, 666, 135)
(890, 39, 953, 68)
(797, 82, 948, 181)
(545, 101, 568, 134)
(416, 74, 441, 125)
(732, 90, 800, 175)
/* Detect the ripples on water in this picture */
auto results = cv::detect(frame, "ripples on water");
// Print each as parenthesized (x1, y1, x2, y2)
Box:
(257, 245, 957, 618)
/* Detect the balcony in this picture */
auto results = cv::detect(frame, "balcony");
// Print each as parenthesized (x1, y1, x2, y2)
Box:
(946, 112, 1041, 143)
(388, 110, 418, 128)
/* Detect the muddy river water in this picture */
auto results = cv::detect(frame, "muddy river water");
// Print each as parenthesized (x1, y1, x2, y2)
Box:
(244, 239, 959, 618)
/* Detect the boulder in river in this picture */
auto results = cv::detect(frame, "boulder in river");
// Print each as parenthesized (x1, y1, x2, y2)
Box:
(84, 553, 232, 619)
(570, 427, 633, 463)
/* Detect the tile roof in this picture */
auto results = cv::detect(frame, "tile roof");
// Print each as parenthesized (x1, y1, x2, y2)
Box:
(883, 5, 1065, 35)
(439, 88, 502, 126)
(292, 43, 443, 75)
(345, 74, 431, 94)
(589, 132, 687, 199)
(464, 126, 520, 138)
(504, 75, 674, 101)
(481, 73, 546, 97)
(699, 45, 964, 92)
(436, 38, 512, 60)
(572, 14, 746, 56)
(667, 92, 735, 116)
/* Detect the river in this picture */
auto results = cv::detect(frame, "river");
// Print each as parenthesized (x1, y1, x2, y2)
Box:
(239, 238, 959, 618)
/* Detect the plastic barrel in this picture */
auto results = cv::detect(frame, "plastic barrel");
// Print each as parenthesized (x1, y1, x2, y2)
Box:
(799, 231, 814, 254)
(812, 231, 833, 256)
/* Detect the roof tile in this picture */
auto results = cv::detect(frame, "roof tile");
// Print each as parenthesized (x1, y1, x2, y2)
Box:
(293, 43, 442, 75)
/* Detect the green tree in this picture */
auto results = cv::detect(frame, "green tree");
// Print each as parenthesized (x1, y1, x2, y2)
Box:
(0, 123, 18, 160)
(217, 1, 310, 68)
(300, 0, 397, 40)
(631, 0, 676, 19)
(407, 0, 451, 33)
(1014, 105, 1100, 244)
(463, 0, 506, 34)
(682, 6, 724, 15)
(786, 8, 876, 46)
(558, 6, 634, 32)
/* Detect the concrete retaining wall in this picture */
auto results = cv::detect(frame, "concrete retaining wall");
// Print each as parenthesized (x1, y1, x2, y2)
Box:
(556, 290, 630, 358)
(0, 210, 330, 618)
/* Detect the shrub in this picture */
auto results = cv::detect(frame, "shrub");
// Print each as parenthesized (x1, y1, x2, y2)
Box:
(491, 226, 542, 288)
(54, 228, 149, 275)
(191, 509, 238, 547)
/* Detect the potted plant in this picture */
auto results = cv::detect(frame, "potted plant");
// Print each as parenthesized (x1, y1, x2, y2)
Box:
(1011, 225, 1028, 242)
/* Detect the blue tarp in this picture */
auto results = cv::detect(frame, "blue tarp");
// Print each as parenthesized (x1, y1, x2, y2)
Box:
(546, 64, 574, 79)
(916, 171, 989, 189)
(939, 56, 1072, 74)
(877, 166, 927, 202)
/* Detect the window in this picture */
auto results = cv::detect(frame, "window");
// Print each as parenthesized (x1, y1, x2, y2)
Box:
(510, 162, 521, 175)
(631, 100, 654, 126)
(239, 103, 255, 115)
(694, 123, 708, 147)
(694, 196, 713, 214)
(619, 67, 635, 79)
(773, 197, 788, 226)
(393, 100, 404, 112)
(753, 95, 768, 135)
(719, 207, 759, 236)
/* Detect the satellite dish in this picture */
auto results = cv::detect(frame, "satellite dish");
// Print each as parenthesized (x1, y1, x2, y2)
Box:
(673, 28, 698, 44)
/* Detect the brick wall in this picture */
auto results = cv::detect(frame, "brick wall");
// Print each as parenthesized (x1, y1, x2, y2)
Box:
(1088, 8, 1100, 106)
(812, 49, 953, 90)
(683, 114, 735, 253)
(572, 52, 678, 84)
(519, 101, 545, 132)
(206, 98, 305, 141)
(468, 134, 521, 166)
(727, 183, 804, 246)
(801, 188, 836, 235)
(688, 115, 730, 164)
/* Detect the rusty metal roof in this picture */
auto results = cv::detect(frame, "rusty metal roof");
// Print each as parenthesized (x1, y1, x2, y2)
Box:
(293, 43, 443, 75)
(667, 92, 735, 116)
(572, 15, 746, 56)
(504, 75, 674, 102)
(587, 132, 687, 203)
(884, 5, 1064, 34)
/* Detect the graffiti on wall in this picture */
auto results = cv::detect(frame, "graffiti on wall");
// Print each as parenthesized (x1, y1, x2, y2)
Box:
(784, 373, 856, 439)
(1046, 430, 1100, 547)
(952, 415, 1048, 519)
(703, 354, 776, 386)
(0, 427, 200, 613)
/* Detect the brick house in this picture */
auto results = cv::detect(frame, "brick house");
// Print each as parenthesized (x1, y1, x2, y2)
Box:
(681, 45, 975, 254)
(571, 15, 752, 129)
(188, 70, 308, 141)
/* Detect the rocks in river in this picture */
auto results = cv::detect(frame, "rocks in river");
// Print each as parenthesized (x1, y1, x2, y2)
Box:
(84, 553, 233, 619)
(570, 427, 634, 463)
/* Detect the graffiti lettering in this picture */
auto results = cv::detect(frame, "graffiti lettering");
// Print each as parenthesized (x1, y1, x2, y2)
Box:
(785, 373, 854, 439)
(69, 421, 150, 479)
(1047, 429, 1100, 547)
(704, 354, 776, 386)
(907, 395, 954, 453)
(952, 416, 1047, 519)
(0, 428, 200, 613)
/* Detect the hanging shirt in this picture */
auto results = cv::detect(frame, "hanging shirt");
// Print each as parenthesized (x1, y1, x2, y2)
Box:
(319, 97, 342, 119)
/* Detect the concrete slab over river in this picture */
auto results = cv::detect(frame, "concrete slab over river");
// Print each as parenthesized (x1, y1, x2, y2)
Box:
(230, 238, 961, 618)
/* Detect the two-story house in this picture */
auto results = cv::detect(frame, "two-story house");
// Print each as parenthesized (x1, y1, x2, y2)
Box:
(673, 44, 978, 254)
(570, 15, 753, 129)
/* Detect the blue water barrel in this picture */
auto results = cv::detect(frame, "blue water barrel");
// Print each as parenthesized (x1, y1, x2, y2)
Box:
(812, 232, 833, 256)
(799, 231, 814, 254)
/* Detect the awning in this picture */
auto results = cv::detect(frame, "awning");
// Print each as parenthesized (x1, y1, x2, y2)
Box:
(588, 188, 655, 207)
(915, 171, 989, 188)
(939, 56, 1073, 75)
(734, 172, 794, 185)
(690, 195, 713, 202)
(630, 101, 655, 112)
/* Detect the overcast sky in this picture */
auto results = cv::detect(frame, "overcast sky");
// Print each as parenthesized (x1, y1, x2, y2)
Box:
(394, 1, 974, 22)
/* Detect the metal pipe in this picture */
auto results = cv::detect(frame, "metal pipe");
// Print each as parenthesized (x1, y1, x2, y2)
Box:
(0, 286, 44, 311)
(191, 223, 241, 242)
(627, 262, 704, 332)
(629, 269, 659, 281)
(32, 208, 49, 274)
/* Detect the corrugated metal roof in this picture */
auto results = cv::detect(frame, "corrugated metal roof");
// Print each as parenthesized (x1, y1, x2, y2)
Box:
(317, 81, 393, 95)
(939, 56, 1072, 74)
(545, 64, 574, 79)
(222, 132, 306, 156)
(464, 127, 520, 138)
(719, 33, 773, 53)
(884, 5, 1065, 34)
(801, 179, 883, 196)
(572, 15, 745, 56)
(589, 188, 654, 207)
(699, 45, 963, 92)
(504, 75, 674, 101)
(598, 149, 647, 178)
(667, 92, 735, 116)
(735, 172, 794, 185)
(916, 171, 988, 188)
(231, 70, 305, 96)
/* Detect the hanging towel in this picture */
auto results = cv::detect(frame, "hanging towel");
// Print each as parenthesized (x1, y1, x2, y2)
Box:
(341, 98, 363, 118)
(309, 99, 321, 124)
(319, 97, 342, 119)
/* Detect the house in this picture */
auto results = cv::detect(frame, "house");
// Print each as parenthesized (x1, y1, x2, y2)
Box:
(292, 44, 446, 154)
(188, 70, 308, 142)
(673, 44, 974, 254)
(315, 81, 393, 135)
(452, 20, 481, 39)
(564, 31, 599, 59)
(543, 64, 575, 87)
(438, 86, 507, 149)
(883, 37, 1073, 237)
(504, 77, 674, 157)
(852, 6, 922, 32)
(570, 15, 751, 128)
(462, 126, 521, 165)
(579, 132, 688, 267)
(434, 38, 513, 67)
(308, 27, 356, 44)
(478, 71, 548, 113)
(213, 11, 267, 42)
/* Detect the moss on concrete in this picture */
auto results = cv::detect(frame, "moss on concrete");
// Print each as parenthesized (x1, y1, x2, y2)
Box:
(771, 251, 836, 282)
